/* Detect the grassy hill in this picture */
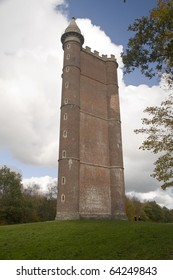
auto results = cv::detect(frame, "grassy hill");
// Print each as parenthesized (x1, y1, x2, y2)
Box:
(0, 220, 173, 260)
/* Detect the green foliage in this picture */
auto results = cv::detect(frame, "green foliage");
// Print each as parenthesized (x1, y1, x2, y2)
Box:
(125, 196, 148, 221)
(1, 220, 173, 260)
(122, 0, 173, 87)
(122, 0, 173, 189)
(125, 195, 173, 222)
(134, 94, 173, 189)
(22, 183, 57, 223)
(0, 166, 57, 224)
(0, 165, 23, 224)
(162, 206, 173, 222)
(143, 201, 173, 223)
(143, 201, 165, 222)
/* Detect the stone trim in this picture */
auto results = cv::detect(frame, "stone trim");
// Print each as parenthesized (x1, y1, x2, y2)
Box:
(58, 157, 124, 169)
(61, 104, 80, 109)
(80, 109, 121, 123)
(58, 157, 80, 162)
(80, 161, 123, 170)
(80, 73, 106, 85)
(80, 72, 119, 87)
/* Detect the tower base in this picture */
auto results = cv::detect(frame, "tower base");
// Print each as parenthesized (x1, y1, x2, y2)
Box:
(111, 211, 127, 220)
(55, 212, 80, 220)
(55, 211, 127, 220)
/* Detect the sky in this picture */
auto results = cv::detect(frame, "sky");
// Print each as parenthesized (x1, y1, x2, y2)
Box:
(0, 0, 173, 209)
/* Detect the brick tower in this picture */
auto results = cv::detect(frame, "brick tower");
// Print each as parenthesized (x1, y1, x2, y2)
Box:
(56, 18, 126, 220)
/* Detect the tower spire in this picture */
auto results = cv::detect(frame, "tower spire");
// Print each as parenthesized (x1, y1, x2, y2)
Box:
(61, 18, 84, 47)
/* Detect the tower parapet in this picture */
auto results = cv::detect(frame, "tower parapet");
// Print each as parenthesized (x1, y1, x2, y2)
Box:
(82, 46, 118, 65)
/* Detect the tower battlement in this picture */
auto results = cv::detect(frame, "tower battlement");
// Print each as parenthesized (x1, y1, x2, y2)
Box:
(82, 46, 117, 64)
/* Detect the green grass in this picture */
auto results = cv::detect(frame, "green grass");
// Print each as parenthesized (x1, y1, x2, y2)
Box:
(0, 220, 173, 260)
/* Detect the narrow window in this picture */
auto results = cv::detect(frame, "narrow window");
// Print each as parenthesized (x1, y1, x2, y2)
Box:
(65, 81, 69, 88)
(61, 194, 65, 202)
(63, 130, 67, 138)
(67, 44, 70, 49)
(64, 113, 68, 120)
(64, 98, 68, 104)
(66, 66, 69, 72)
(66, 54, 70, 60)
(62, 150, 66, 158)
(61, 177, 66, 185)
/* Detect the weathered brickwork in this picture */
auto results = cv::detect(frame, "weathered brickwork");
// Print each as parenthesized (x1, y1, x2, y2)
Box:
(56, 18, 126, 220)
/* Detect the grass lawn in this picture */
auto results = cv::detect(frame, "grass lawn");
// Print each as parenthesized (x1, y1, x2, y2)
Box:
(0, 220, 173, 260)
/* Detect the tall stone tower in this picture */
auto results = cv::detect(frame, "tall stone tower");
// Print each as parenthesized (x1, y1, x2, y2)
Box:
(56, 18, 126, 220)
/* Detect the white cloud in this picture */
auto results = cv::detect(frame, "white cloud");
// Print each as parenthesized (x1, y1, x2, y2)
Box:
(0, 0, 67, 165)
(127, 188, 173, 209)
(0, 0, 172, 208)
(22, 176, 57, 193)
(121, 84, 169, 193)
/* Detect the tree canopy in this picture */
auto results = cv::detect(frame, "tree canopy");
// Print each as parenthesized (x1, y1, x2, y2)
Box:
(0, 165, 23, 224)
(134, 94, 173, 189)
(122, 0, 173, 190)
(0, 165, 57, 224)
(122, 0, 173, 87)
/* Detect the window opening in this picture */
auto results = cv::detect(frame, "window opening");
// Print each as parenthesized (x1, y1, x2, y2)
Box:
(66, 54, 70, 60)
(65, 81, 69, 88)
(63, 130, 67, 138)
(64, 113, 68, 120)
(61, 177, 66, 185)
(64, 98, 68, 104)
(61, 194, 65, 202)
(62, 150, 66, 158)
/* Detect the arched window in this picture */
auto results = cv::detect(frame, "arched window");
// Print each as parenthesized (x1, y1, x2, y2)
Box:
(62, 150, 66, 158)
(64, 98, 68, 104)
(63, 130, 67, 138)
(61, 194, 65, 202)
(65, 81, 69, 88)
(67, 44, 70, 49)
(66, 54, 70, 60)
(66, 66, 69, 72)
(61, 176, 66, 185)
(63, 113, 68, 120)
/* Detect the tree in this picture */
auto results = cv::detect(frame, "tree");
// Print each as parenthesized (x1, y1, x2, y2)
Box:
(125, 196, 136, 221)
(122, 0, 173, 88)
(143, 201, 166, 222)
(22, 183, 41, 222)
(22, 182, 57, 223)
(134, 94, 173, 189)
(125, 196, 148, 221)
(162, 206, 173, 222)
(122, 0, 173, 189)
(125, 196, 173, 222)
(0, 165, 23, 224)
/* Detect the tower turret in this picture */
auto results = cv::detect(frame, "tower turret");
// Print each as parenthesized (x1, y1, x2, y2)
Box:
(61, 17, 84, 47)
(56, 18, 83, 220)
